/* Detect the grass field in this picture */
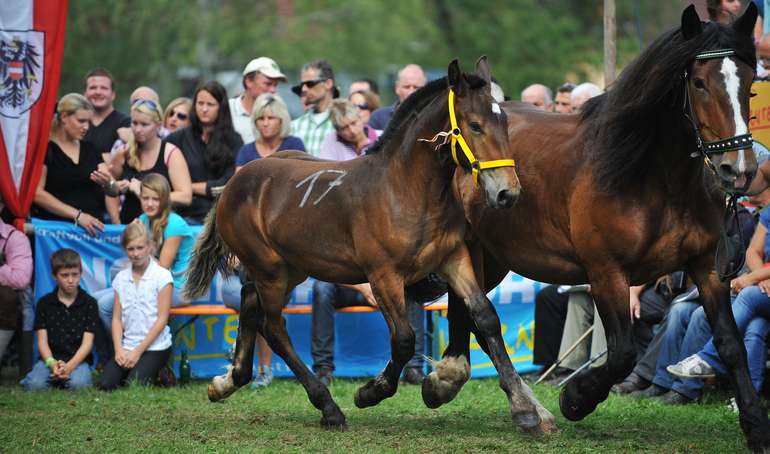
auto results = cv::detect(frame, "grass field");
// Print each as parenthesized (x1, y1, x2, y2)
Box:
(0, 373, 755, 453)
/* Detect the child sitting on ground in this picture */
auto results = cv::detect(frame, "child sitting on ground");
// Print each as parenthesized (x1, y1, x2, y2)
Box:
(99, 222, 173, 390)
(20, 248, 99, 390)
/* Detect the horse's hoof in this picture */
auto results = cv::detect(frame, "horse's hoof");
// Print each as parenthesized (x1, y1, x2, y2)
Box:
(207, 383, 223, 402)
(421, 377, 443, 409)
(354, 386, 375, 408)
(559, 386, 596, 421)
(320, 412, 347, 431)
(421, 370, 464, 409)
(512, 410, 542, 432)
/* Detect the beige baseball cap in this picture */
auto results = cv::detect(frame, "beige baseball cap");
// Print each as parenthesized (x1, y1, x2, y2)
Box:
(242, 57, 287, 81)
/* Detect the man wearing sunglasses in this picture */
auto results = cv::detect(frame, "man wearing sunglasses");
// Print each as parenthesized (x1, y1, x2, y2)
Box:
(229, 57, 287, 143)
(290, 60, 339, 156)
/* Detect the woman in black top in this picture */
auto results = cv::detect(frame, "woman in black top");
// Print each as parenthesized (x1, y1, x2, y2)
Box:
(166, 81, 242, 224)
(34, 93, 117, 235)
(107, 99, 192, 224)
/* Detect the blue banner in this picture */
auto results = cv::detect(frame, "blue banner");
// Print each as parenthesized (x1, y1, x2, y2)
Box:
(32, 219, 541, 379)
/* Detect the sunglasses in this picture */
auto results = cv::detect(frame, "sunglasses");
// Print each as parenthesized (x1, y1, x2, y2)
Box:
(132, 98, 159, 111)
(291, 78, 328, 96)
(171, 111, 188, 121)
(354, 103, 370, 111)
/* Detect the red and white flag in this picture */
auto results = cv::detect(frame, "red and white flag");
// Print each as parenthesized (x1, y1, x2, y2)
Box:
(0, 0, 68, 228)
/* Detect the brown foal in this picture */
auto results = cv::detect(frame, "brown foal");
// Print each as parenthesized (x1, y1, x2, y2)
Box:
(183, 58, 530, 429)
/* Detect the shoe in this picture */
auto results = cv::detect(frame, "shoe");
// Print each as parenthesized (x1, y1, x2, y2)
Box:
(612, 372, 651, 394)
(666, 354, 716, 379)
(251, 365, 273, 389)
(630, 383, 668, 399)
(402, 367, 426, 385)
(656, 390, 692, 405)
(315, 367, 333, 387)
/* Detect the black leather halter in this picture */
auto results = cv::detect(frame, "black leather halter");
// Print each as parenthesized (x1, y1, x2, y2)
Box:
(683, 48, 753, 162)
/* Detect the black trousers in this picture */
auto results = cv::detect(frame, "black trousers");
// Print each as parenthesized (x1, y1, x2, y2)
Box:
(99, 347, 171, 390)
(533, 285, 569, 367)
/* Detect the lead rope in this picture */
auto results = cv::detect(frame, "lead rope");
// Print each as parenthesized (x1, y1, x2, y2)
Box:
(716, 194, 746, 281)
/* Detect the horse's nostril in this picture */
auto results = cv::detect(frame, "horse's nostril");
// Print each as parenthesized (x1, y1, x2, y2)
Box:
(497, 189, 517, 208)
(719, 162, 738, 178)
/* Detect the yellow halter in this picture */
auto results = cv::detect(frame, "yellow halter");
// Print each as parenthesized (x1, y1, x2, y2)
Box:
(446, 89, 516, 186)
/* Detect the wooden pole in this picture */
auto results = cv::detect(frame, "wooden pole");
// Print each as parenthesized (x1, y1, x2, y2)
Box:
(604, 0, 617, 86)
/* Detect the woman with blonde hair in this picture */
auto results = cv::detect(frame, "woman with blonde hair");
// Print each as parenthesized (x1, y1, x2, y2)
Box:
(108, 98, 192, 224)
(163, 97, 192, 134)
(34, 93, 116, 235)
(99, 222, 173, 390)
(136, 173, 195, 307)
(235, 93, 305, 171)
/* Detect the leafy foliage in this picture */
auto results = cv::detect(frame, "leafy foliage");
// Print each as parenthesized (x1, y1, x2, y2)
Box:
(59, 0, 682, 108)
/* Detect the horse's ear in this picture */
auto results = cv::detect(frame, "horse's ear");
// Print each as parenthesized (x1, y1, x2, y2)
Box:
(448, 59, 466, 96)
(475, 55, 492, 86)
(681, 4, 703, 40)
(733, 1, 758, 38)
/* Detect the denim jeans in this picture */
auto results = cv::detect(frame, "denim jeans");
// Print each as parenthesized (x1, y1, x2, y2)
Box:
(652, 301, 712, 399)
(20, 360, 92, 391)
(311, 280, 425, 372)
(698, 286, 770, 393)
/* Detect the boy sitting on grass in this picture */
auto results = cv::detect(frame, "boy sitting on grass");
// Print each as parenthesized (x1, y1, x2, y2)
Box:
(20, 248, 99, 390)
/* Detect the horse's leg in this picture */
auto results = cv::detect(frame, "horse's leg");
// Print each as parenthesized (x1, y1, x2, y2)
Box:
(208, 282, 259, 401)
(559, 269, 635, 421)
(688, 255, 770, 452)
(436, 249, 545, 432)
(354, 274, 414, 408)
(422, 247, 505, 407)
(258, 282, 347, 429)
(421, 286, 472, 408)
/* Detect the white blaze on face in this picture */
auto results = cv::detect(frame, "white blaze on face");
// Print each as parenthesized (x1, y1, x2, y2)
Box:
(720, 58, 748, 172)
(491, 102, 501, 115)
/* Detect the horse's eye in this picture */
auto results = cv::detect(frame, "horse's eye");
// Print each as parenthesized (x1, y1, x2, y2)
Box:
(693, 78, 706, 90)
(469, 122, 483, 134)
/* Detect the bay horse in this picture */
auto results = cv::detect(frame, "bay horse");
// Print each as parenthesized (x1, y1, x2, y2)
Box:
(183, 59, 536, 429)
(421, 4, 770, 451)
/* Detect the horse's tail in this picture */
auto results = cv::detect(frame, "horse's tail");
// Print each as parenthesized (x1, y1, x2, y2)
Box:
(183, 197, 234, 300)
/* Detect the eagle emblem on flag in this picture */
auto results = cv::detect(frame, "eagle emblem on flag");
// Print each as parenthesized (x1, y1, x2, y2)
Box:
(0, 31, 43, 119)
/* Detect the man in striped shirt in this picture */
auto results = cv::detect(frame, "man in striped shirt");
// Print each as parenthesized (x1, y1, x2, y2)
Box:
(290, 60, 338, 156)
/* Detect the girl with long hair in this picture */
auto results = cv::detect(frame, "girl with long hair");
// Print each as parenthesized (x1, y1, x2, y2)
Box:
(99, 222, 173, 390)
(108, 99, 192, 224)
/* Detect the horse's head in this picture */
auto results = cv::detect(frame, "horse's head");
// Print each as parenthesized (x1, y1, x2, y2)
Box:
(445, 57, 521, 208)
(683, 3, 757, 193)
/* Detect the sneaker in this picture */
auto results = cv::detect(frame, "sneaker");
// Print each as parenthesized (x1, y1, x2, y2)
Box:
(402, 367, 426, 385)
(630, 383, 668, 399)
(666, 354, 716, 379)
(612, 372, 651, 394)
(315, 366, 333, 387)
(251, 365, 273, 389)
(656, 390, 693, 405)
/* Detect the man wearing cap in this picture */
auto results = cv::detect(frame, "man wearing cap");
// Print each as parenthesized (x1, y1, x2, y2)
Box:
(290, 60, 338, 156)
(229, 57, 287, 143)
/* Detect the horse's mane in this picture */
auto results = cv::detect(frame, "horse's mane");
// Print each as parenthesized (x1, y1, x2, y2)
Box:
(367, 74, 486, 158)
(583, 20, 756, 193)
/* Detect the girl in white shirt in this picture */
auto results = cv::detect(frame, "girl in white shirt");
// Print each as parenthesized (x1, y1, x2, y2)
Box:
(99, 222, 173, 390)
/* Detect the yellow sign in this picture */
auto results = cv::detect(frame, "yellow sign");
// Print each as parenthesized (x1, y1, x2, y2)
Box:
(750, 80, 770, 148)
